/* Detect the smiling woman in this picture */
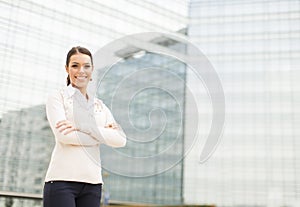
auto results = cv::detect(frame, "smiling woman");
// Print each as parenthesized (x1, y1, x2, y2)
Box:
(66, 47, 94, 94)
(43, 46, 126, 207)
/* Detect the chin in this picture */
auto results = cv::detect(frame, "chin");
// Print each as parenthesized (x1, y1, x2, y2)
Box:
(77, 83, 88, 88)
(73, 82, 88, 88)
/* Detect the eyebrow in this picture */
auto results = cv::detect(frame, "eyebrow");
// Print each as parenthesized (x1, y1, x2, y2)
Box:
(70, 62, 91, 65)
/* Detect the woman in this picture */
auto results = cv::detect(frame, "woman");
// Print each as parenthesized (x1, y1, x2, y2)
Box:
(43, 46, 126, 207)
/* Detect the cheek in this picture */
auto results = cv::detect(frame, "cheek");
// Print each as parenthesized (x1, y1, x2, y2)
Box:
(69, 71, 76, 79)
(68, 69, 76, 76)
(87, 70, 93, 77)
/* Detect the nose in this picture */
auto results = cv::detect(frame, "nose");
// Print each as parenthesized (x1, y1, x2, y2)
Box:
(79, 66, 85, 73)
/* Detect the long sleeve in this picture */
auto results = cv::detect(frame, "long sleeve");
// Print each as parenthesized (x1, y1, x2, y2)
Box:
(101, 103, 126, 147)
(46, 92, 100, 146)
(78, 101, 127, 148)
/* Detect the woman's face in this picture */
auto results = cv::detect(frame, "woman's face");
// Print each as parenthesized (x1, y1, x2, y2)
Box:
(66, 53, 93, 91)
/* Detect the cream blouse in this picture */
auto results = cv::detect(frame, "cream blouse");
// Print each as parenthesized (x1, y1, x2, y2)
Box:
(45, 85, 126, 184)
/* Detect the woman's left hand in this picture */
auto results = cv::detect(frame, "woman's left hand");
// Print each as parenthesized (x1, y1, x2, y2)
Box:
(105, 123, 120, 130)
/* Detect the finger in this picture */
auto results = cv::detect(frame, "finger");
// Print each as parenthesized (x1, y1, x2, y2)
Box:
(63, 127, 76, 135)
(57, 124, 72, 133)
(111, 124, 119, 129)
(56, 120, 68, 128)
(57, 121, 73, 130)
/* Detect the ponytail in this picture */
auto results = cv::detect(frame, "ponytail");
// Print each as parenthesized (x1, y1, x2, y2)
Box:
(66, 75, 71, 86)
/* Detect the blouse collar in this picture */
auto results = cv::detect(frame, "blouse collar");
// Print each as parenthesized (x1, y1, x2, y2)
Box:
(65, 84, 94, 101)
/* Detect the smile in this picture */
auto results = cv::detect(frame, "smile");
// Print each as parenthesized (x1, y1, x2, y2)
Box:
(75, 75, 87, 80)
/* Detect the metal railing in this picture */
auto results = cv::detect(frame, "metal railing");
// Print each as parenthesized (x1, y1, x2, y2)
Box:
(0, 191, 42, 200)
(0, 191, 216, 207)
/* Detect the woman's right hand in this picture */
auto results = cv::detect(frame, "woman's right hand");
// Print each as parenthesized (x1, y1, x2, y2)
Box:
(56, 120, 78, 135)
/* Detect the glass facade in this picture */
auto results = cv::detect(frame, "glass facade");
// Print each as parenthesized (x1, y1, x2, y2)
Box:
(0, 105, 52, 207)
(184, 0, 300, 206)
(0, 1, 188, 206)
(97, 49, 187, 204)
(0, 0, 188, 207)
(1, 0, 299, 206)
(0, 0, 187, 119)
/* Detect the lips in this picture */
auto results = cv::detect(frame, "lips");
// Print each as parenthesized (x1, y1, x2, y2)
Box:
(75, 75, 87, 80)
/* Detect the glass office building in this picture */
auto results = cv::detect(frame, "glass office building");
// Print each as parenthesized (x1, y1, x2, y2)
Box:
(96, 38, 187, 204)
(0, 0, 188, 119)
(0, 0, 188, 206)
(1, 0, 300, 206)
(184, 0, 300, 206)
(0, 37, 188, 206)
(0, 105, 52, 207)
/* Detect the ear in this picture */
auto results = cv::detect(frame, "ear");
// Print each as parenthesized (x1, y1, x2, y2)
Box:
(65, 65, 69, 73)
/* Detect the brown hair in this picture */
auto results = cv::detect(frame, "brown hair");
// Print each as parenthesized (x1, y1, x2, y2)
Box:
(66, 46, 93, 86)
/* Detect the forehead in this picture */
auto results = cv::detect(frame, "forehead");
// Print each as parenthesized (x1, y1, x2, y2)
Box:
(70, 53, 92, 64)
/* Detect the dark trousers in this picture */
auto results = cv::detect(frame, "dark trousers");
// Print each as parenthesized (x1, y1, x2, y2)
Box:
(43, 181, 102, 207)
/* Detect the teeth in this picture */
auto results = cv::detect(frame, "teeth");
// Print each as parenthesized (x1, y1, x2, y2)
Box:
(75, 76, 87, 79)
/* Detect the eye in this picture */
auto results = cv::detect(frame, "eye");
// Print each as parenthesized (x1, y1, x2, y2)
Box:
(71, 65, 78, 68)
(84, 65, 91, 69)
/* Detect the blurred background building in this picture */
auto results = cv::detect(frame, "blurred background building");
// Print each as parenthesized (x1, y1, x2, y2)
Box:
(97, 41, 187, 204)
(185, 1, 300, 206)
(0, 0, 299, 207)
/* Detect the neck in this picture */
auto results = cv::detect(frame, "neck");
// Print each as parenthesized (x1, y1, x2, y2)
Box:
(80, 90, 88, 99)
(72, 84, 88, 100)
